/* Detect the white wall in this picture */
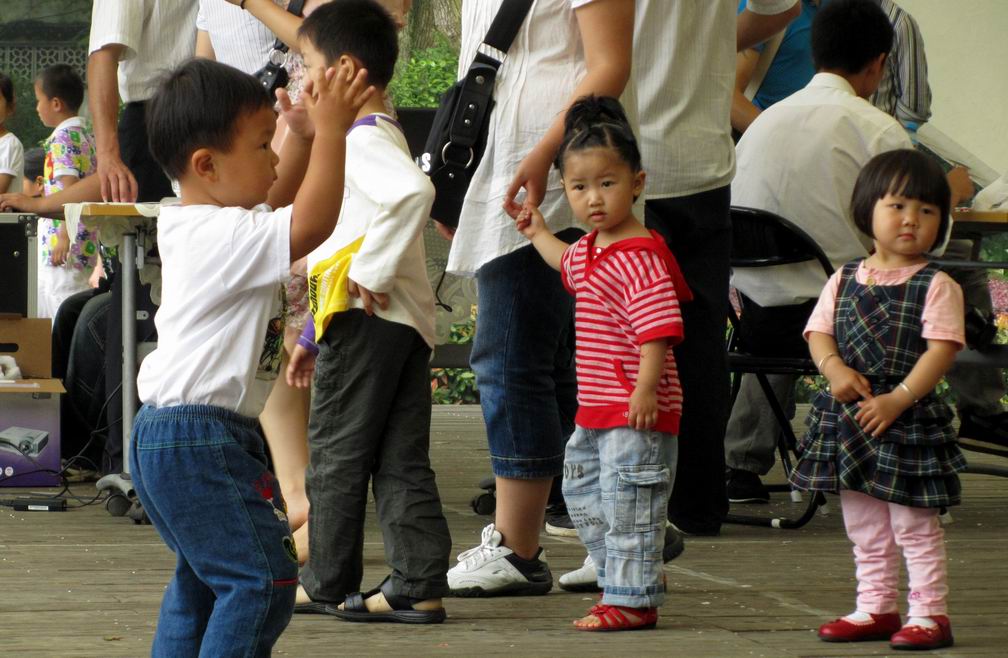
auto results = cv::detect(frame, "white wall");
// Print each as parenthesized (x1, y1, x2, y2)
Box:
(898, 0, 1008, 175)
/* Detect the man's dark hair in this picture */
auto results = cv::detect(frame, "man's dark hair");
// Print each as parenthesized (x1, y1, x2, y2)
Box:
(146, 58, 273, 180)
(298, 0, 398, 89)
(812, 0, 894, 74)
(36, 64, 85, 112)
(851, 149, 951, 251)
(0, 72, 14, 106)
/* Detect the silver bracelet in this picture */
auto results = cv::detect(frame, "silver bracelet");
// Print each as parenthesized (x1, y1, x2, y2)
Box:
(816, 352, 838, 373)
(898, 381, 919, 402)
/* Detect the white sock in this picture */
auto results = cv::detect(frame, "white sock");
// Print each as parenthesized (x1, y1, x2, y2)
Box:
(907, 616, 939, 629)
(844, 610, 875, 622)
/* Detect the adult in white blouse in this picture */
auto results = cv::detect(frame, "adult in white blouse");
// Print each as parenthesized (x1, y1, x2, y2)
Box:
(633, 0, 801, 538)
(442, 0, 635, 597)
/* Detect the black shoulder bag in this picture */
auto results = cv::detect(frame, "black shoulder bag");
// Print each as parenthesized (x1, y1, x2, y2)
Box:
(422, 0, 534, 229)
(253, 0, 306, 97)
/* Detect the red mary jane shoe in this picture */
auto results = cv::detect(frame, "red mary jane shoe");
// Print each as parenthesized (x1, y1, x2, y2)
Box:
(890, 616, 954, 651)
(818, 612, 902, 642)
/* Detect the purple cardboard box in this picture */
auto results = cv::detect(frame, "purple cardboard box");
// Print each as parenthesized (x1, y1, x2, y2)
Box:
(1, 318, 63, 487)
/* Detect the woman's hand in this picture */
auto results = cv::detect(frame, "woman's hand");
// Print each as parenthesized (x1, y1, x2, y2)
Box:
(503, 143, 555, 219)
(515, 203, 547, 240)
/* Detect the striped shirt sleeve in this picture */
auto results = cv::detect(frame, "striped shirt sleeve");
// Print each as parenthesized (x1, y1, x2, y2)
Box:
(88, 0, 144, 59)
(609, 250, 685, 346)
(560, 242, 578, 295)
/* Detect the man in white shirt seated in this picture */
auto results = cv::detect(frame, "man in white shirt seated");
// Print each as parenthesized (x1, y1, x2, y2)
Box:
(724, 0, 970, 503)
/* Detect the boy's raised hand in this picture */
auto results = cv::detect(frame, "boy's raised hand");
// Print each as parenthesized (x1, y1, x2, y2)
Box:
(276, 87, 313, 140)
(303, 65, 376, 136)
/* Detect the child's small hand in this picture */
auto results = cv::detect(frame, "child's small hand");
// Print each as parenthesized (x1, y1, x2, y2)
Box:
(51, 224, 70, 266)
(628, 385, 659, 430)
(286, 344, 317, 389)
(514, 204, 546, 239)
(855, 391, 912, 437)
(304, 66, 376, 137)
(824, 362, 873, 403)
(88, 259, 105, 289)
(276, 87, 314, 140)
(347, 278, 389, 316)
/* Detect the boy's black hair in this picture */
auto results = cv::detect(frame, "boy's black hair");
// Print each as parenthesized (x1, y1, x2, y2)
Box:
(36, 64, 85, 112)
(23, 147, 45, 180)
(812, 0, 893, 74)
(298, 0, 398, 89)
(851, 149, 952, 251)
(146, 58, 273, 180)
(0, 72, 14, 106)
(554, 95, 642, 176)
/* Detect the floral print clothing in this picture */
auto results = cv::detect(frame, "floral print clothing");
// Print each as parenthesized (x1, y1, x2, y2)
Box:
(41, 117, 99, 271)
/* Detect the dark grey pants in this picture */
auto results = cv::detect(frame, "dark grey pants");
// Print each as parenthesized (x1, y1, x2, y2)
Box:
(300, 310, 451, 603)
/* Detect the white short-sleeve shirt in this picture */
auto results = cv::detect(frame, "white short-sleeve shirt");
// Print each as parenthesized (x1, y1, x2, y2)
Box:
(634, 0, 798, 199)
(447, 0, 639, 277)
(0, 132, 24, 194)
(730, 73, 913, 307)
(137, 203, 292, 418)
(88, 0, 199, 103)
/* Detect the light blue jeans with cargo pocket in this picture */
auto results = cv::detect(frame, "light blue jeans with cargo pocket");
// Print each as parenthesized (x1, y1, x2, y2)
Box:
(562, 425, 677, 608)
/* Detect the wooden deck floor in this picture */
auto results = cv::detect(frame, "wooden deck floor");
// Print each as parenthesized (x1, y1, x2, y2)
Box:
(2, 405, 1007, 657)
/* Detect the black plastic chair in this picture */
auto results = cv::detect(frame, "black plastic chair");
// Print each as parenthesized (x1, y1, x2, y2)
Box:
(724, 206, 833, 529)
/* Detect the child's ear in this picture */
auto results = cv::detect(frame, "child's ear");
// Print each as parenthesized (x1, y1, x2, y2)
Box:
(339, 54, 363, 81)
(633, 169, 646, 198)
(190, 148, 216, 181)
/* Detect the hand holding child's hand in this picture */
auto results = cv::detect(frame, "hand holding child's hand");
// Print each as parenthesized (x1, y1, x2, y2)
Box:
(824, 361, 873, 404)
(304, 65, 376, 137)
(514, 204, 547, 240)
(286, 344, 317, 389)
(855, 391, 911, 437)
(503, 144, 554, 219)
(276, 87, 314, 140)
(51, 223, 70, 266)
(348, 278, 389, 316)
(628, 385, 659, 430)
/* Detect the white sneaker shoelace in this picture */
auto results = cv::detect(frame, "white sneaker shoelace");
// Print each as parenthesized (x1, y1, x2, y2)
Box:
(455, 523, 506, 568)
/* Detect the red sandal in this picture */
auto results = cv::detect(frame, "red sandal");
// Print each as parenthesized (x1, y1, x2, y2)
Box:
(573, 604, 658, 632)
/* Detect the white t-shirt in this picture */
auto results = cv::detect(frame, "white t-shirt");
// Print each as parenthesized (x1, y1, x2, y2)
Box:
(196, 0, 278, 75)
(634, 0, 798, 198)
(137, 203, 292, 418)
(0, 132, 24, 194)
(88, 0, 198, 103)
(307, 114, 437, 347)
(731, 73, 913, 306)
(447, 0, 639, 277)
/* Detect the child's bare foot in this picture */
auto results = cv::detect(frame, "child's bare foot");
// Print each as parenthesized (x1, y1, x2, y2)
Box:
(293, 523, 310, 566)
(336, 591, 443, 612)
(573, 604, 658, 631)
(295, 585, 313, 605)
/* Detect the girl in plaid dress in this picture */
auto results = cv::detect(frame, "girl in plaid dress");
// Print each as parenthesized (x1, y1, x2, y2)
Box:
(793, 150, 966, 651)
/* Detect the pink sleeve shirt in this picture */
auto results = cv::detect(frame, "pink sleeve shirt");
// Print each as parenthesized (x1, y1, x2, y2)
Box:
(804, 261, 965, 347)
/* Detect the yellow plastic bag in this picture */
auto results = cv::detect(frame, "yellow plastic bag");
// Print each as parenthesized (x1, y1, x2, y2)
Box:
(307, 235, 365, 340)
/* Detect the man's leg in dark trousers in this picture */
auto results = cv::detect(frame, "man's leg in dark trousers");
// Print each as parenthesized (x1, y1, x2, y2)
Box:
(301, 310, 449, 602)
(645, 186, 731, 535)
(372, 328, 451, 599)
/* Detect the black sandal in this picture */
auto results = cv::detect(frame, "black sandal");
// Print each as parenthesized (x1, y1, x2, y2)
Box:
(330, 576, 446, 624)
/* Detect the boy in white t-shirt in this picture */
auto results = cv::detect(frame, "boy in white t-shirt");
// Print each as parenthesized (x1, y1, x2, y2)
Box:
(135, 58, 373, 655)
(284, 0, 451, 623)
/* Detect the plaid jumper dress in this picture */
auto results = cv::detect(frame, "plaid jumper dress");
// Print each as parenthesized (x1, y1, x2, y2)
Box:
(790, 261, 966, 508)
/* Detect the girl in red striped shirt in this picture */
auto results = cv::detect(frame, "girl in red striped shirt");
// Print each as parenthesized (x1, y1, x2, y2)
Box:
(515, 96, 691, 632)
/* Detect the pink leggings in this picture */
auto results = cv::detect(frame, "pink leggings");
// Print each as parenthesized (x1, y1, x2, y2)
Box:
(840, 490, 947, 617)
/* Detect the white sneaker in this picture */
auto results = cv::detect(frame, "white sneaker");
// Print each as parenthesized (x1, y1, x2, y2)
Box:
(558, 555, 601, 593)
(447, 524, 553, 597)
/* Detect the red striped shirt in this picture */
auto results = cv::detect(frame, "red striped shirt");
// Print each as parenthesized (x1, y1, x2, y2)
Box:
(561, 230, 689, 434)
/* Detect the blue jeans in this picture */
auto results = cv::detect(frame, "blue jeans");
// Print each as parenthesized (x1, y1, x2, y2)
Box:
(471, 231, 581, 478)
(562, 425, 677, 608)
(130, 405, 298, 658)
